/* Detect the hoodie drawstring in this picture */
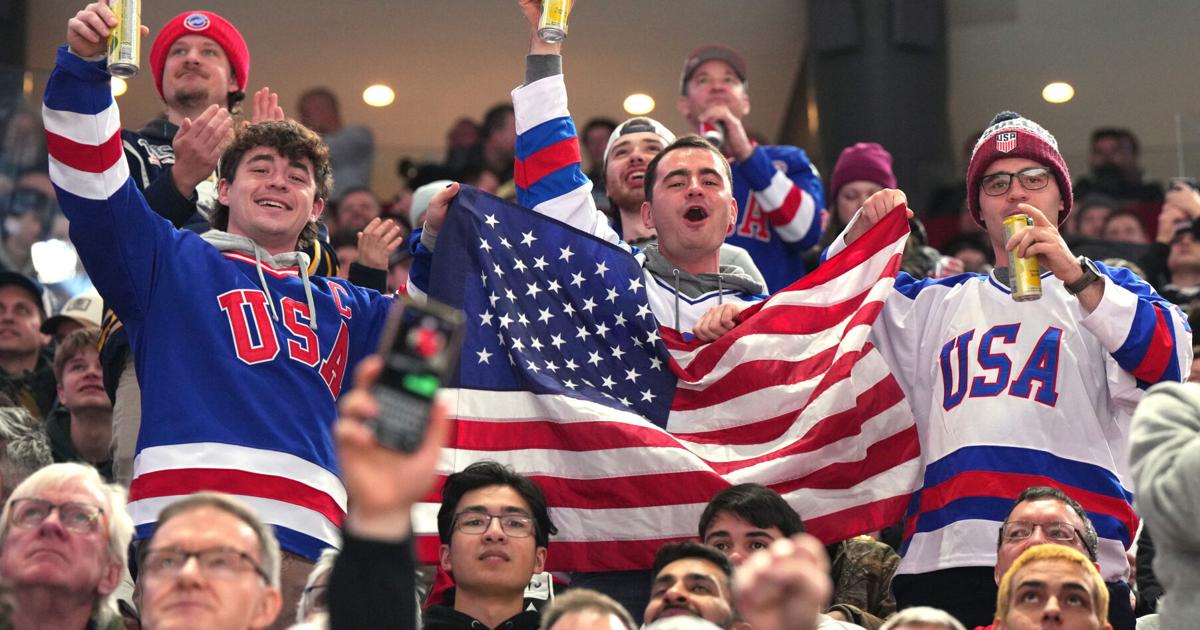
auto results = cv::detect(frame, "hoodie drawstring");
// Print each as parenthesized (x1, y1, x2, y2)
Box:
(717, 273, 724, 306)
(299, 261, 318, 331)
(252, 246, 281, 323)
(672, 268, 681, 332)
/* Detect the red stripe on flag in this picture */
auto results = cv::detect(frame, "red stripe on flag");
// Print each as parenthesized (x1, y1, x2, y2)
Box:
(765, 185, 802, 225)
(513, 137, 581, 189)
(1131, 305, 1173, 383)
(129, 468, 345, 526)
(674, 358, 902, 447)
(670, 301, 885, 408)
(804, 494, 913, 543)
(447, 418, 683, 451)
(525, 472, 729, 510)
(770, 426, 920, 493)
(421, 468, 723, 510)
(45, 128, 123, 174)
(417, 533, 693, 572)
(707, 378, 910, 476)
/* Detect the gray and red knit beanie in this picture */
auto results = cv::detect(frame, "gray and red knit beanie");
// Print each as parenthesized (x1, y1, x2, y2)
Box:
(829, 142, 897, 200)
(966, 111, 1072, 226)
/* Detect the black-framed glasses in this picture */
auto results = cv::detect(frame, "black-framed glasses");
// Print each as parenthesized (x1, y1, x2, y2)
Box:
(140, 546, 271, 583)
(453, 511, 535, 537)
(981, 167, 1053, 196)
(9, 498, 106, 534)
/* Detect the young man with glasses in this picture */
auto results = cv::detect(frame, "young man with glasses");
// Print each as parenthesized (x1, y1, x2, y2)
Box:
(427, 460, 556, 630)
(0, 462, 133, 630)
(137, 492, 284, 630)
(827, 112, 1190, 627)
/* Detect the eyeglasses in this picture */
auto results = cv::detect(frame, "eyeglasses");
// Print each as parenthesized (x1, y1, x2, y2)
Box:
(999, 521, 1084, 545)
(9, 498, 106, 534)
(453, 511, 535, 538)
(981, 167, 1053, 196)
(140, 546, 271, 583)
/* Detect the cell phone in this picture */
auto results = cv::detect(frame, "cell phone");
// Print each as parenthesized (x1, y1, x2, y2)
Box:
(367, 296, 465, 452)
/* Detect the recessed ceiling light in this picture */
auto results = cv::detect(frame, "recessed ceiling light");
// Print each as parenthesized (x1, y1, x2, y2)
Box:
(363, 84, 395, 107)
(623, 93, 655, 115)
(111, 77, 128, 97)
(1042, 82, 1074, 104)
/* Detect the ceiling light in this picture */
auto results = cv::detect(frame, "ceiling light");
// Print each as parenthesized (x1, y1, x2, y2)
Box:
(623, 93, 655, 116)
(111, 77, 128, 97)
(1042, 82, 1074, 104)
(363, 84, 395, 107)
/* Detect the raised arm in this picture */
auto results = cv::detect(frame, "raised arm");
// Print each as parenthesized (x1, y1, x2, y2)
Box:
(510, 0, 624, 247)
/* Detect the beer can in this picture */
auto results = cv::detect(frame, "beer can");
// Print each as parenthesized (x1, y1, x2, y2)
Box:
(538, 0, 572, 44)
(1003, 214, 1042, 302)
(107, 0, 141, 78)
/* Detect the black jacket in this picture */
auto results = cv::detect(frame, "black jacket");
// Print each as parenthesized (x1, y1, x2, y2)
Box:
(422, 600, 540, 630)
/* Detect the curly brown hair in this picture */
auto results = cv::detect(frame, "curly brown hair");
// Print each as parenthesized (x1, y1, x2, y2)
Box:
(211, 120, 333, 251)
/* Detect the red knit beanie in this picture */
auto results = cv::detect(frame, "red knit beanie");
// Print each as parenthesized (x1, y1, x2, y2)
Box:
(966, 111, 1072, 227)
(829, 142, 897, 200)
(148, 11, 250, 101)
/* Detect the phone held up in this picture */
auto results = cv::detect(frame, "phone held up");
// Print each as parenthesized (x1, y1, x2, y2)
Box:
(368, 296, 465, 452)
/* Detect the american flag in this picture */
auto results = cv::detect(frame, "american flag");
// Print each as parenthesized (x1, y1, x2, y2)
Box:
(412, 186, 921, 572)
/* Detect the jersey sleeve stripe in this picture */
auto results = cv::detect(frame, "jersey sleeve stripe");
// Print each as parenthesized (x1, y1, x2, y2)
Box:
(517, 163, 591, 213)
(514, 136, 581, 189)
(43, 100, 121, 146)
(1120, 302, 1177, 383)
(46, 127, 124, 174)
(48, 154, 130, 201)
(511, 74, 569, 134)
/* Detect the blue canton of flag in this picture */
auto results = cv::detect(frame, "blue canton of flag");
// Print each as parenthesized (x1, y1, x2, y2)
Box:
(425, 186, 675, 426)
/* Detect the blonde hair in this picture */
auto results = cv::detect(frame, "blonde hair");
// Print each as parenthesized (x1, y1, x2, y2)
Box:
(994, 545, 1108, 626)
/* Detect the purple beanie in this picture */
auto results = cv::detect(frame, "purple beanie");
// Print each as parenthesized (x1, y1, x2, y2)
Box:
(830, 143, 897, 199)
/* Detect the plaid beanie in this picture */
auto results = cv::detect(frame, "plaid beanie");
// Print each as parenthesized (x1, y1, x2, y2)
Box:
(966, 111, 1072, 226)
(830, 142, 897, 200)
(149, 11, 250, 100)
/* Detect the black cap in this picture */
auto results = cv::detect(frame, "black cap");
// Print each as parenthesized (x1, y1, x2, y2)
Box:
(0, 271, 46, 317)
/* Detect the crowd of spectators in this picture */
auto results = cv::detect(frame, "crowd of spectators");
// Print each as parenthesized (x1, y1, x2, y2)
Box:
(0, 1, 1196, 629)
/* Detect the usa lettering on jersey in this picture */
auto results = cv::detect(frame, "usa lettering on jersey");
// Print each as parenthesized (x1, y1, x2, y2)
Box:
(940, 323, 1062, 410)
(216, 280, 353, 398)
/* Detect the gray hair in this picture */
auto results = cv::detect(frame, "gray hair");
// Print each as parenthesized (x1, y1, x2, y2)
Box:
(296, 546, 338, 623)
(151, 492, 282, 588)
(541, 588, 636, 630)
(879, 606, 967, 630)
(0, 407, 52, 502)
(0, 462, 134, 616)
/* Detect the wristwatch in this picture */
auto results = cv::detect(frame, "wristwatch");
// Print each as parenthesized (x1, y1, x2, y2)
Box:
(1064, 256, 1103, 296)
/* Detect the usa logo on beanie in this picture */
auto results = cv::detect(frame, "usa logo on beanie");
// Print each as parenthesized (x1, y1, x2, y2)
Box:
(183, 13, 210, 31)
(996, 131, 1017, 153)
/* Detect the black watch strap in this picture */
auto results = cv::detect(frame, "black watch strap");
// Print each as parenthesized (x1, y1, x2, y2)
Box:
(1064, 257, 1102, 296)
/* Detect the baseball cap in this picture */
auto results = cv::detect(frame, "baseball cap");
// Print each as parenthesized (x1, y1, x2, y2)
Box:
(0, 271, 47, 318)
(40, 288, 103, 335)
(680, 44, 748, 94)
(603, 117, 677, 171)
